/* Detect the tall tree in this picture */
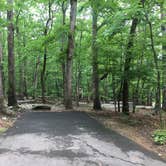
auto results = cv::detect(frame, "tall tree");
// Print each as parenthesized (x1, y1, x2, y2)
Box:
(143, 1, 161, 112)
(65, 0, 77, 109)
(33, 56, 40, 98)
(90, 0, 113, 110)
(0, 13, 7, 113)
(148, 20, 161, 112)
(15, 9, 24, 99)
(7, 0, 17, 106)
(75, 30, 83, 106)
(91, 7, 102, 110)
(122, 18, 139, 114)
(161, 1, 166, 111)
(41, 0, 53, 103)
(60, 0, 68, 104)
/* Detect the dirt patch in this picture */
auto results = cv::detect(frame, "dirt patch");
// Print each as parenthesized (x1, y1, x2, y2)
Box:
(88, 110, 166, 160)
(0, 113, 17, 133)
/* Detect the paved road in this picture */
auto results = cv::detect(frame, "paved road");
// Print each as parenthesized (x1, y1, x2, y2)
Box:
(0, 112, 165, 166)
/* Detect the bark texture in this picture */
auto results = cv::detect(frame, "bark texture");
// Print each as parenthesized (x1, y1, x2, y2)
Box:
(0, 15, 7, 113)
(7, 0, 17, 106)
(161, 2, 166, 111)
(41, 1, 52, 103)
(122, 18, 138, 114)
(33, 56, 40, 99)
(61, 1, 67, 104)
(65, 0, 77, 109)
(92, 9, 101, 110)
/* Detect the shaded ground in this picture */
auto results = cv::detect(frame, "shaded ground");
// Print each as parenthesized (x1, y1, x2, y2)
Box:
(68, 102, 166, 160)
(90, 111, 166, 159)
(0, 111, 166, 166)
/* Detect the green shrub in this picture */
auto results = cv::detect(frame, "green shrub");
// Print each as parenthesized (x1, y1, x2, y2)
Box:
(152, 130, 166, 145)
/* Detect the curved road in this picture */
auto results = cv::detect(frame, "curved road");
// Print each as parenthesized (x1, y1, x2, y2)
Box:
(0, 112, 165, 166)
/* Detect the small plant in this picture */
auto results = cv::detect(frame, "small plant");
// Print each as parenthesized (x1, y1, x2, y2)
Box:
(0, 128, 7, 133)
(152, 130, 166, 145)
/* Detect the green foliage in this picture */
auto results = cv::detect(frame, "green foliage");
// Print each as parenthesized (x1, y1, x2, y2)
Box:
(0, 128, 7, 133)
(152, 130, 166, 145)
(0, 0, 165, 106)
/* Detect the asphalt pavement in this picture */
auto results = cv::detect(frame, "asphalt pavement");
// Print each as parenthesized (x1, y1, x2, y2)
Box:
(0, 111, 165, 166)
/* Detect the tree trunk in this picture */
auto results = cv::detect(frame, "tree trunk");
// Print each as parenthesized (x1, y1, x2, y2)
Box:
(103, 77, 109, 103)
(147, 90, 152, 106)
(140, 80, 145, 105)
(117, 45, 124, 112)
(7, 0, 17, 106)
(148, 21, 161, 112)
(161, 2, 166, 111)
(0, 14, 7, 113)
(15, 12, 24, 99)
(41, 46, 47, 103)
(22, 23, 28, 98)
(76, 31, 82, 106)
(112, 74, 117, 111)
(33, 56, 40, 99)
(65, 0, 77, 109)
(0, 31, 6, 96)
(92, 9, 101, 110)
(163, 86, 166, 110)
(133, 54, 144, 112)
(122, 18, 138, 114)
(61, 1, 67, 104)
(87, 80, 91, 103)
(23, 58, 28, 98)
(41, 1, 52, 103)
(18, 60, 24, 99)
(118, 82, 122, 112)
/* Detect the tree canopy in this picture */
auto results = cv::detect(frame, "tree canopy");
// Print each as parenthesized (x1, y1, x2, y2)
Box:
(0, 0, 165, 114)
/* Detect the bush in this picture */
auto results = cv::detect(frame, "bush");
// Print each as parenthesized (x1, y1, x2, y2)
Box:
(152, 130, 166, 145)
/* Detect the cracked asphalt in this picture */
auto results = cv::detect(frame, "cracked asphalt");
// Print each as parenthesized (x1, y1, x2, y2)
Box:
(0, 111, 166, 166)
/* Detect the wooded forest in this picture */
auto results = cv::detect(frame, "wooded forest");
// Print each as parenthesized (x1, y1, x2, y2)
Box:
(0, 0, 165, 115)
